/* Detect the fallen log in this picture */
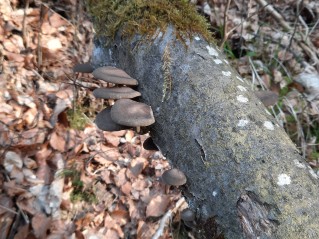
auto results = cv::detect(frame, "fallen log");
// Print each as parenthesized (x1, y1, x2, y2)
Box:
(91, 27, 319, 238)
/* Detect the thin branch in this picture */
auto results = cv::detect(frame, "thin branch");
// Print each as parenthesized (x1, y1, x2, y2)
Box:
(22, 0, 30, 48)
(0, 204, 18, 215)
(219, 1, 270, 48)
(255, 0, 291, 31)
(152, 197, 186, 239)
(220, 0, 232, 48)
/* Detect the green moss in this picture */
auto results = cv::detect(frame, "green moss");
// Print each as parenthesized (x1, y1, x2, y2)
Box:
(67, 105, 90, 130)
(59, 169, 97, 203)
(86, 0, 213, 44)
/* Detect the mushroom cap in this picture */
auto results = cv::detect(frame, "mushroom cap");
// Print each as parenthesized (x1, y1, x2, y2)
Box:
(93, 66, 138, 85)
(73, 62, 94, 73)
(181, 208, 195, 222)
(111, 99, 155, 127)
(143, 137, 159, 151)
(95, 107, 129, 131)
(93, 87, 141, 100)
(161, 168, 187, 186)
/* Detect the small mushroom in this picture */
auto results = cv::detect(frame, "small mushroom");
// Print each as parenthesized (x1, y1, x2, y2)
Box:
(73, 62, 94, 73)
(143, 137, 159, 151)
(93, 66, 138, 85)
(93, 87, 141, 99)
(95, 107, 129, 131)
(181, 208, 195, 222)
(181, 208, 196, 228)
(162, 168, 186, 194)
(162, 168, 187, 186)
(111, 99, 155, 132)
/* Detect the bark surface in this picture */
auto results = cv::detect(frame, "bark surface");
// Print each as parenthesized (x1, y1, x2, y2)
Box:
(91, 28, 319, 238)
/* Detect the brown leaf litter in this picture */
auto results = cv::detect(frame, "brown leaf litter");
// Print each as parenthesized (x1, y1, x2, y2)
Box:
(0, 1, 187, 238)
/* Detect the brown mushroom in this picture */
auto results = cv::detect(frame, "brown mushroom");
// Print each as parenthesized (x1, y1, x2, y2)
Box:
(181, 208, 196, 228)
(181, 208, 195, 222)
(73, 62, 94, 73)
(93, 87, 141, 100)
(161, 168, 186, 194)
(93, 66, 138, 85)
(162, 168, 187, 186)
(95, 107, 129, 131)
(111, 99, 155, 132)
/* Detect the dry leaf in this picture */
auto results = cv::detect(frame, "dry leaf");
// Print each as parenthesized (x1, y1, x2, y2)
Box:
(294, 70, 319, 101)
(104, 132, 120, 147)
(114, 168, 127, 188)
(111, 209, 129, 226)
(255, 91, 279, 107)
(146, 195, 170, 218)
(137, 220, 157, 239)
(100, 170, 113, 184)
(32, 213, 51, 238)
(105, 229, 120, 239)
(4, 151, 23, 173)
(104, 214, 124, 238)
(121, 181, 132, 196)
(3, 181, 27, 197)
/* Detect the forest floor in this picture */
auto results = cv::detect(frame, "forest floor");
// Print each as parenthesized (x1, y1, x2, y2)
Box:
(0, 0, 318, 239)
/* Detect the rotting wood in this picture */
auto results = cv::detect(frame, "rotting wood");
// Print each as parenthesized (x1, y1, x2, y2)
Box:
(91, 26, 319, 238)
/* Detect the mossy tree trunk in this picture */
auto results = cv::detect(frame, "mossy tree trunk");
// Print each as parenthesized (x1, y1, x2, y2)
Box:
(91, 27, 319, 238)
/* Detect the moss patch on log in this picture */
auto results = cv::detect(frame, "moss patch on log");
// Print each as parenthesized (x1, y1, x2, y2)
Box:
(86, 0, 213, 44)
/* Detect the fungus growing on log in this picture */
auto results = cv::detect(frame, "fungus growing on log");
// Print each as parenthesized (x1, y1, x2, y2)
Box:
(93, 66, 138, 85)
(89, 66, 153, 133)
(93, 87, 141, 99)
(73, 62, 94, 73)
(161, 168, 187, 186)
(181, 208, 196, 228)
(88, 0, 319, 237)
(181, 208, 195, 222)
(95, 107, 128, 131)
(110, 99, 155, 132)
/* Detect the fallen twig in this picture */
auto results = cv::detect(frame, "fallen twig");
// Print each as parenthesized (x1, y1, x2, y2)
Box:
(151, 197, 186, 239)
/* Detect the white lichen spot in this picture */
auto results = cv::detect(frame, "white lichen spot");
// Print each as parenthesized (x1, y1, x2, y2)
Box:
(224, 59, 229, 64)
(264, 121, 274, 130)
(236, 76, 244, 82)
(206, 45, 219, 56)
(237, 85, 247, 92)
(222, 71, 232, 77)
(213, 59, 223, 64)
(277, 174, 291, 186)
(237, 95, 249, 103)
(293, 159, 306, 169)
(237, 119, 249, 127)
(194, 36, 200, 41)
(212, 191, 218, 197)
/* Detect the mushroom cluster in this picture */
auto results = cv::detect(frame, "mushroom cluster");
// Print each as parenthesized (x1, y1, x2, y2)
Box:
(73, 63, 155, 132)
(73, 62, 187, 191)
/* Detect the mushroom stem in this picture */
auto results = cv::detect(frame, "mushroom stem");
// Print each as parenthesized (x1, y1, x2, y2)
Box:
(165, 185, 170, 194)
(136, 126, 141, 133)
(108, 99, 115, 106)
